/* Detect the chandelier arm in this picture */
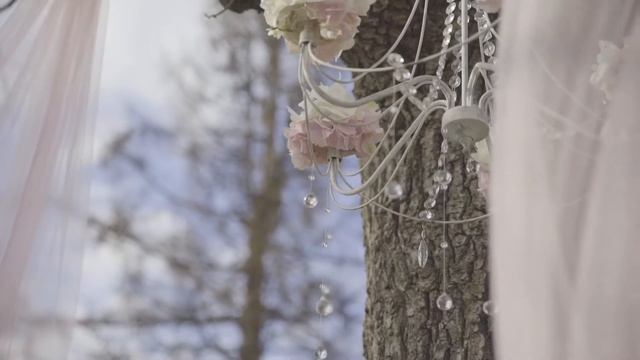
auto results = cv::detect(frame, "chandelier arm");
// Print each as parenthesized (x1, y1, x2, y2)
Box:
(328, 112, 424, 209)
(329, 111, 430, 196)
(461, 0, 469, 106)
(338, 97, 409, 177)
(466, 63, 495, 105)
(303, 50, 455, 108)
(315, 0, 431, 85)
(306, 18, 502, 74)
(301, 85, 406, 126)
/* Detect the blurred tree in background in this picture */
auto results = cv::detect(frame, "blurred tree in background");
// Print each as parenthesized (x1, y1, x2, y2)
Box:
(73, 9, 365, 360)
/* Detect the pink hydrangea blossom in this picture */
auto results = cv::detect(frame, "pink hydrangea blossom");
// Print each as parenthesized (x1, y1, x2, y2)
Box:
(284, 84, 384, 170)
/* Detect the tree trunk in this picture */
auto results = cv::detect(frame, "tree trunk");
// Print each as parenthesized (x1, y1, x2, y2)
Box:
(238, 36, 284, 360)
(342, 1, 493, 359)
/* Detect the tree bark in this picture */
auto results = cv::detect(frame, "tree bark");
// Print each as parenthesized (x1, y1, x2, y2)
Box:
(342, 1, 493, 359)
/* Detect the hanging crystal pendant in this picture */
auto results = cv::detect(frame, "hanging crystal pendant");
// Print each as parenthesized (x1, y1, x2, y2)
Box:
(418, 210, 434, 220)
(315, 346, 328, 360)
(315, 296, 334, 317)
(304, 193, 318, 208)
(433, 170, 453, 186)
(482, 300, 496, 315)
(437, 292, 454, 311)
(424, 197, 437, 209)
(417, 240, 429, 268)
(387, 53, 405, 66)
(483, 41, 496, 57)
(385, 181, 404, 200)
(466, 159, 480, 174)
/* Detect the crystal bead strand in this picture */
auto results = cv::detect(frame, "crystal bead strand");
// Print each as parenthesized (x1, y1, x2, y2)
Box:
(475, 8, 496, 65)
(426, 0, 456, 104)
(304, 171, 319, 208)
(314, 186, 333, 359)
(435, 138, 454, 311)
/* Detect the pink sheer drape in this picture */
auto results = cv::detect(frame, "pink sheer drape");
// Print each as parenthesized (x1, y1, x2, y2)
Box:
(0, 0, 106, 358)
(492, 1, 640, 359)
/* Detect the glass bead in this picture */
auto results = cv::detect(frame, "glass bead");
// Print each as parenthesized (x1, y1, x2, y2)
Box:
(315, 346, 328, 360)
(308, 174, 316, 181)
(393, 68, 411, 82)
(324, 232, 333, 241)
(482, 300, 496, 315)
(442, 36, 451, 47)
(451, 59, 461, 73)
(418, 210, 434, 220)
(387, 53, 405, 66)
(388, 105, 399, 114)
(424, 197, 437, 209)
(319, 283, 331, 295)
(483, 41, 496, 57)
(428, 184, 440, 198)
(434, 170, 453, 186)
(304, 193, 318, 208)
(324, 208, 331, 214)
(438, 154, 446, 168)
(474, 9, 486, 21)
(418, 240, 429, 268)
(454, 29, 462, 42)
(440, 141, 449, 153)
(436, 68, 444, 79)
(421, 229, 427, 239)
(404, 85, 418, 96)
(437, 293, 454, 311)
(440, 241, 449, 249)
(446, 2, 456, 14)
(442, 24, 453, 37)
(483, 31, 493, 42)
(449, 75, 461, 89)
(385, 181, 404, 200)
(315, 296, 334, 316)
(466, 159, 480, 174)
(445, 13, 455, 25)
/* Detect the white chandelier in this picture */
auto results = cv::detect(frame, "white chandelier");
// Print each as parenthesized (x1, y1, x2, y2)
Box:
(262, 0, 501, 357)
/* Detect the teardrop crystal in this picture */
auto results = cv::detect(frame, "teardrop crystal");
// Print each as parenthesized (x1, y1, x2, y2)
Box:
(315, 296, 334, 317)
(466, 159, 480, 174)
(417, 240, 429, 268)
(437, 293, 454, 311)
(304, 193, 318, 208)
(418, 210, 434, 220)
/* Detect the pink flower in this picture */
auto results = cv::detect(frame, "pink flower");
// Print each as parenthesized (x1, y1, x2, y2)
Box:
(475, 0, 502, 13)
(284, 84, 384, 170)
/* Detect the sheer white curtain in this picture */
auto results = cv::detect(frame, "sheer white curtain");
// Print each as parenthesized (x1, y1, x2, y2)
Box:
(492, 1, 640, 359)
(0, 0, 107, 358)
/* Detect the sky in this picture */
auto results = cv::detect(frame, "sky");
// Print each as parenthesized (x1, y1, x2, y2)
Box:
(70, 1, 366, 359)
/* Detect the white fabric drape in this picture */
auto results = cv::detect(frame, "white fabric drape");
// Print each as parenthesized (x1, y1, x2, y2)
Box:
(492, 1, 640, 359)
(0, 0, 106, 358)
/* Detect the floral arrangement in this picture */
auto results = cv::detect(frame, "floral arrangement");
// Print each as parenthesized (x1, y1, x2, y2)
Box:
(260, 0, 377, 61)
(284, 83, 384, 170)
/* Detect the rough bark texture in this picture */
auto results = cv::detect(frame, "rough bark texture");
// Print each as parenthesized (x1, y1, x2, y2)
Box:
(342, 1, 493, 359)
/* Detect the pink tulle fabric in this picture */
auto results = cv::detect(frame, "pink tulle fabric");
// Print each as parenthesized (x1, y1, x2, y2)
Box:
(0, 0, 107, 358)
